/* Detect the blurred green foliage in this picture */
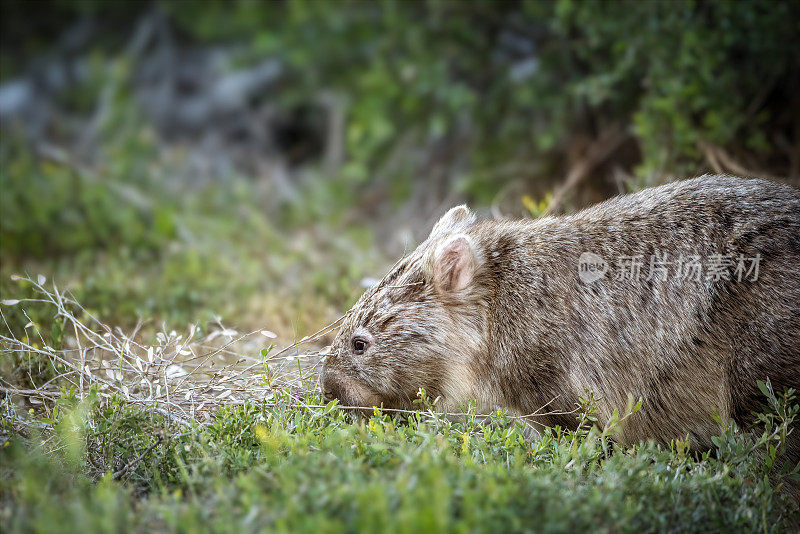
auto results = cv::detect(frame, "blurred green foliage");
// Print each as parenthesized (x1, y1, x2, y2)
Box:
(2, 0, 797, 324)
(0, 51, 377, 331)
(5, 1, 794, 202)
(0, 136, 175, 258)
(168, 0, 798, 193)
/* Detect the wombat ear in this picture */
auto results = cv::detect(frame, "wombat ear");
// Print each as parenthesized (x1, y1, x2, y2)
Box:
(430, 234, 478, 293)
(429, 205, 475, 239)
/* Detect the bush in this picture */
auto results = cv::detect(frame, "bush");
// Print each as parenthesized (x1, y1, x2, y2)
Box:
(173, 0, 800, 195)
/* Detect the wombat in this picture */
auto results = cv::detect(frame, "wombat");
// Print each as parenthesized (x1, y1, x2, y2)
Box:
(322, 175, 800, 462)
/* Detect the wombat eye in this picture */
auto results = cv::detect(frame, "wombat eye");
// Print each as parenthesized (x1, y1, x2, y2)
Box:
(352, 337, 368, 355)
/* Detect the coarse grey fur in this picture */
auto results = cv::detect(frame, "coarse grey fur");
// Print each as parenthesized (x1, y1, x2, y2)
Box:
(322, 175, 800, 479)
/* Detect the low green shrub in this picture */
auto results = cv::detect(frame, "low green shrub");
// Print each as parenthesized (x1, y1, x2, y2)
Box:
(2, 384, 797, 533)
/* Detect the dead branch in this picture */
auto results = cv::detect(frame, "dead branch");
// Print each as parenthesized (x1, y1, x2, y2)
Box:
(113, 438, 162, 480)
(544, 125, 630, 216)
(698, 140, 781, 181)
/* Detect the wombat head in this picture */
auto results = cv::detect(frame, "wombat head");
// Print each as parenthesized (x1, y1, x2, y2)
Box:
(321, 206, 491, 411)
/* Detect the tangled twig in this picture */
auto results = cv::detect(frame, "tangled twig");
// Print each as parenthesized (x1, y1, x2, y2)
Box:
(2, 275, 583, 435)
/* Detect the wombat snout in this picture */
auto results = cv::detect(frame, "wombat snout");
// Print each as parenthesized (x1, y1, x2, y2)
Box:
(321, 367, 380, 409)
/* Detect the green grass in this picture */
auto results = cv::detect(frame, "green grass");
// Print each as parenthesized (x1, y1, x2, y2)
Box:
(2, 385, 798, 533)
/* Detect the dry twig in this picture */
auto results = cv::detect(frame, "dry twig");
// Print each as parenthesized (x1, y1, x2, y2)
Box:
(543, 125, 630, 216)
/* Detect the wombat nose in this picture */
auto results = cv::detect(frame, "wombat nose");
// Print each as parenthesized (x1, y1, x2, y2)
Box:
(321, 380, 334, 400)
(321, 370, 337, 401)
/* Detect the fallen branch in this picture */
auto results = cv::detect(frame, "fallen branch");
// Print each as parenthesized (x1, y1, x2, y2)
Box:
(698, 140, 780, 181)
(113, 438, 162, 480)
(544, 125, 630, 216)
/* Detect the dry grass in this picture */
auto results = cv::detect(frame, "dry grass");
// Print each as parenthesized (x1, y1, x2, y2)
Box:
(1, 276, 583, 439)
(1, 275, 341, 430)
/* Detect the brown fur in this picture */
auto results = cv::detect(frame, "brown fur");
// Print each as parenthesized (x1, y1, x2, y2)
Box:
(322, 175, 800, 471)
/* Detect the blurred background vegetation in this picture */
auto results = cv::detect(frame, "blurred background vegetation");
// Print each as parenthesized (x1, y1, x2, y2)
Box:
(1, 0, 799, 336)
